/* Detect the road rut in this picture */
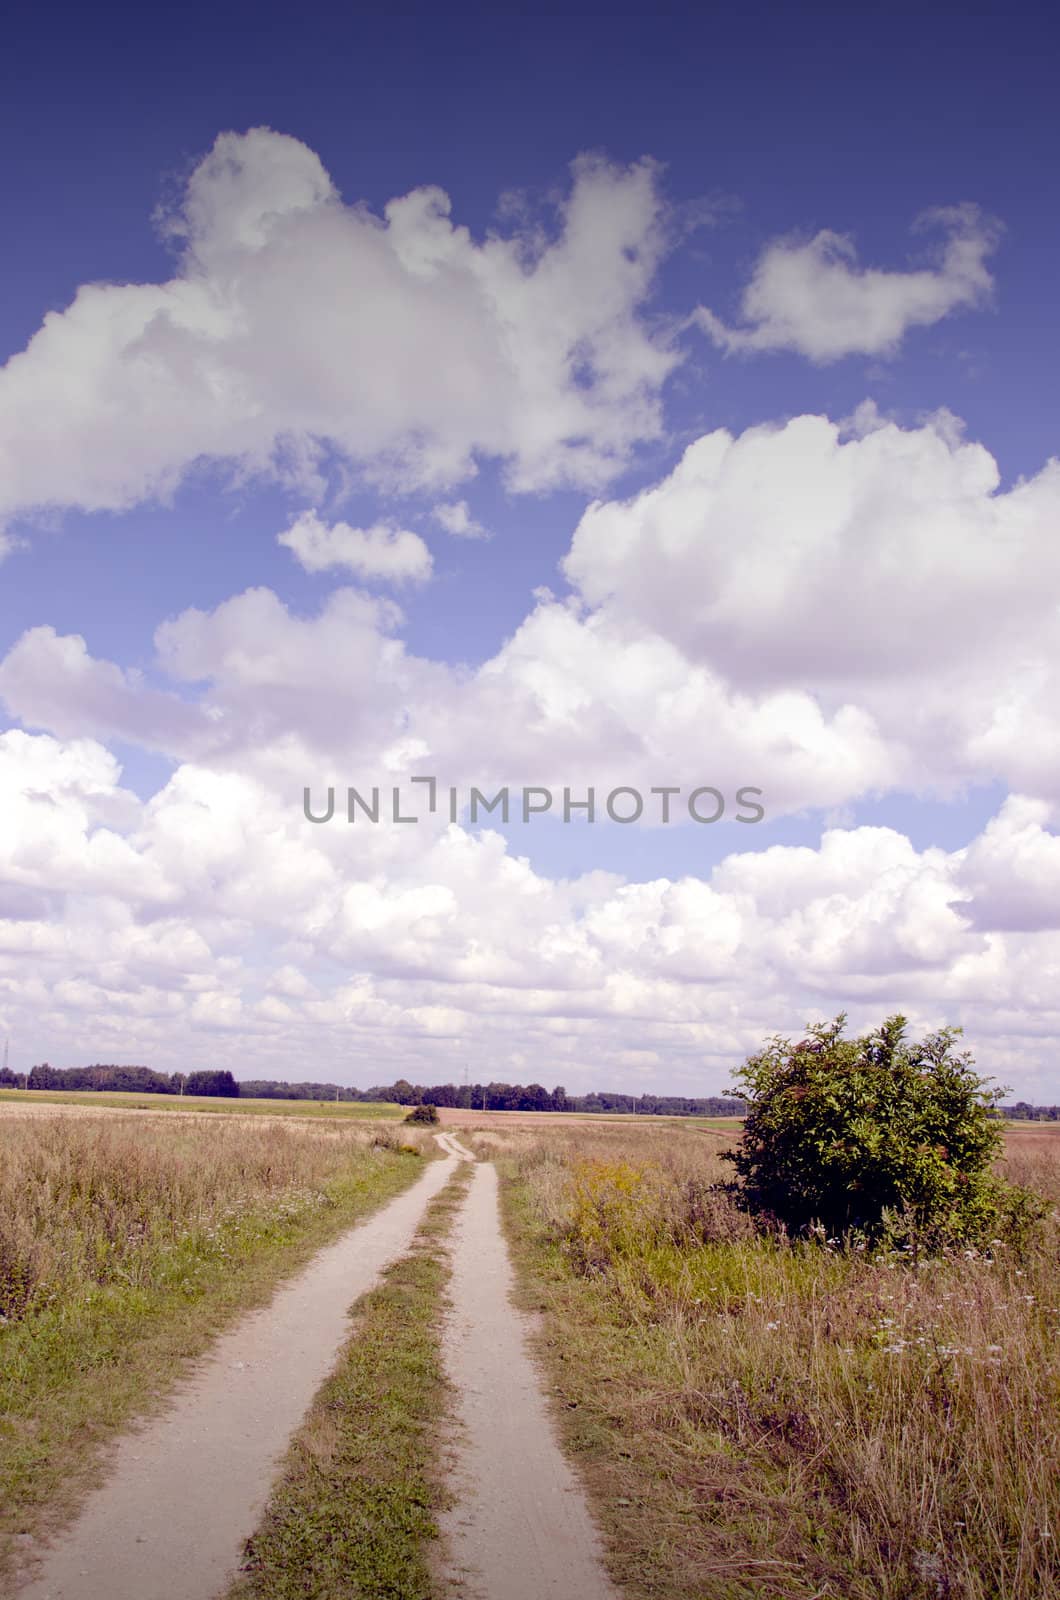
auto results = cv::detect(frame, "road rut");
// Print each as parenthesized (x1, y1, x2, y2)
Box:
(438, 1160, 619, 1600)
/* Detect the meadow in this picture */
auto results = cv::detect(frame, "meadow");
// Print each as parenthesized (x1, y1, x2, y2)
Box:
(3, 1099, 1058, 1599)
(0, 1107, 431, 1580)
(486, 1120, 1060, 1600)
(0, 1088, 404, 1119)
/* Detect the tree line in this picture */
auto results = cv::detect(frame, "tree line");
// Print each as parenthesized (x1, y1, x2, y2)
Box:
(3, 1063, 239, 1097)
(1, 1062, 743, 1115)
(999, 1101, 1060, 1121)
(232, 1077, 747, 1115)
(4, 1064, 1058, 1122)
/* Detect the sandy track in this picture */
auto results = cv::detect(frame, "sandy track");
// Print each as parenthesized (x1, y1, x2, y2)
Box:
(438, 1161, 619, 1600)
(16, 1132, 614, 1600)
(435, 1129, 476, 1159)
(16, 1146, 460, 1600)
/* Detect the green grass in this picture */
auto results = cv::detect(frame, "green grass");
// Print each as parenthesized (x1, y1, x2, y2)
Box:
(0, 1088, 404, 1119)
(497, 1130, 1060, 1600)
(226, 1164, 473, 1600)
(0, 1116, 432, 1584)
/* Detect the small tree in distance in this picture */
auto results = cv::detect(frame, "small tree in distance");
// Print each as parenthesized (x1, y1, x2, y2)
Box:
(725, 1013, 1041, 1251)
(405, 1103, 439, 1124)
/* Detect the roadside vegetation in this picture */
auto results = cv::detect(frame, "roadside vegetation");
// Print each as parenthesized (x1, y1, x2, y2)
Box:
(0, 1111, 431, 1581)
(226, 1163, 472, 1600)
(405, 1103, 440, 1124)
(728, 1014, 1042, 1250)
(489, 1024, 1060, 1600)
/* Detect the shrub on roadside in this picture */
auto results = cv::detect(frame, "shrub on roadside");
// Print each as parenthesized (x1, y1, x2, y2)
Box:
(726, 1013, 1044, 1250)
(404, 1104, 439, 1124)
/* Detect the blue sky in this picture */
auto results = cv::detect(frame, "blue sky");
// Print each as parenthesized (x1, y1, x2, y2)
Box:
(1, 1, 1058, 1093)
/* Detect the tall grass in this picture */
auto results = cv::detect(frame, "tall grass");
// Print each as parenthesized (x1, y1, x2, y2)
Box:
(0, 1112, 431, 1580)
(0, 1114, 424, 1324)
(501, 1123, 1060, 1599)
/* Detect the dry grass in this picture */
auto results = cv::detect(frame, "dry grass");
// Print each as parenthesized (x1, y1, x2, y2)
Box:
(499, 1122, 1060, 1599)
(0, 1112, 433, 1581)
(0, 1112, 430, 1323)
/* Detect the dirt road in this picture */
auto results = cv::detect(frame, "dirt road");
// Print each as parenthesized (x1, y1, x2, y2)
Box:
(437, 1160, 619, 1600)
(16, 1145, 461, 1600)
(17, 1130, 616, 1600)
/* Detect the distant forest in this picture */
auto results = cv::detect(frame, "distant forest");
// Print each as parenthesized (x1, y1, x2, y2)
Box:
(3, 1061, 744, 1116)
(999, 1101, 1060, 1121)
(6, 1063, 1058, 1120)
(240, 1077, 749, 1116)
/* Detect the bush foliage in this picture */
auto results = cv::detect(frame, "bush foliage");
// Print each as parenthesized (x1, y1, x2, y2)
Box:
(726, 1013, 1041, 1249)
(404, 1103, 439, 1124)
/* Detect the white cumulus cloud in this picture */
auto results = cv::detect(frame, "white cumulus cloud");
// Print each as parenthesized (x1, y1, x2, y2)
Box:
(0, 723, 1057, 1094)
(432, 500, 490, 540)
(0, 129, 678, 539)
(696, 204, 1000, 361)
(278, 510, 432, 583)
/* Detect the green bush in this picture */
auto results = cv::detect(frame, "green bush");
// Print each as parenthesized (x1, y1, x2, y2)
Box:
(404, 1103, 439, 1124)
(726, 1013, 1041, 1250)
